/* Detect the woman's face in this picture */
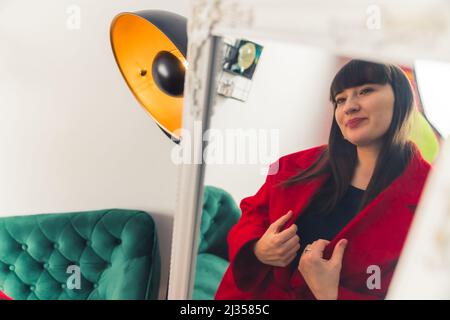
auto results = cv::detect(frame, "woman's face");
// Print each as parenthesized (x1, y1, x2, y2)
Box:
(334, 83, 394, 148)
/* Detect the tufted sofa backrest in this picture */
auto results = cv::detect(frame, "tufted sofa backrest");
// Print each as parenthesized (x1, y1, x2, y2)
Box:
(198, 186, 241, 260)
(0, 209, 160, 300)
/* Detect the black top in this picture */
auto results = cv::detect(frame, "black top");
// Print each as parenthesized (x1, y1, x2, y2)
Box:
(292, 185, 365, 268)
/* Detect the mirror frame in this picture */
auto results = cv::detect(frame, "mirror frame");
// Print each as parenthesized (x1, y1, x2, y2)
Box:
(168, 0, 450, 299)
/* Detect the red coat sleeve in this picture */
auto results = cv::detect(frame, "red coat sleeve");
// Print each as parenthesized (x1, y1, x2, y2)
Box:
(0, 290, 12, 300)
(226, 171, 275, 292)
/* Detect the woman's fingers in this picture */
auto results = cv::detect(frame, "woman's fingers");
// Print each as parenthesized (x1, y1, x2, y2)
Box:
(285, 241, 301, 257)
(310, 239, 330, 257)
(276, 250, 299, 267)
(277, 223, 298, 242)
(282, 234, 300, 252)
(302, 239, 332, 260)
(272, 236, 300, 263)
(269, 210, 293, 233)
(330, 239, 348, 265)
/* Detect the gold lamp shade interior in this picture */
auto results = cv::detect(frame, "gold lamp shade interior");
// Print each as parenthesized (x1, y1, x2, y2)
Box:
(110, 11, 187, 142)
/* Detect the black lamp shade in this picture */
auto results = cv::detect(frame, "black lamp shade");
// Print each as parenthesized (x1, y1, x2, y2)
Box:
(110, 10, 188, 143)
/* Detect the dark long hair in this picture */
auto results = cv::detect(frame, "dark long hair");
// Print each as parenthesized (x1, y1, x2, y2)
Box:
(280, 59, 416, 216)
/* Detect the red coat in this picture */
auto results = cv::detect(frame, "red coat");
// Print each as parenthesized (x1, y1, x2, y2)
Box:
(0, 290, 12, 300)
(215, 144, 431, 300)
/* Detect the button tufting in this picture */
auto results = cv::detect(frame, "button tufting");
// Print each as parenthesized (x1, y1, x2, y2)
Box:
(53, 243, 59, 249)
(21, 244, 28, 250)
(86, 240, 91, 246)
(9, 265, 15, 271)
(43, 263, 49, 269)
(93, 283, 98, 289)
(30, 285, 35, 291)
(61, 283, 66, 289)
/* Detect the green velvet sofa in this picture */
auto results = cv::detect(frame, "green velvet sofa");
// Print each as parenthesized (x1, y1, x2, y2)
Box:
(193, 186, 241, 300)
(0, 209, 160, 300)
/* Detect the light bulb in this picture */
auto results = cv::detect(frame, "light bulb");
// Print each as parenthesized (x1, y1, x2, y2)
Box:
(237, 42, 256, 71)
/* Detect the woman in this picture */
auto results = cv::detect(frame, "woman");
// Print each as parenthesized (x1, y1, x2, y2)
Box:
(215, 59, 432, 300)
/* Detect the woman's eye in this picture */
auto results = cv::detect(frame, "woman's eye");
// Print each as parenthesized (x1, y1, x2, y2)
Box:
(360, 87, 373, 95)
(336, 98, 345, 105)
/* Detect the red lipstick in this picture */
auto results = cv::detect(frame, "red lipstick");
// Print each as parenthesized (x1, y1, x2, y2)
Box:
(346, 118, 367, 128)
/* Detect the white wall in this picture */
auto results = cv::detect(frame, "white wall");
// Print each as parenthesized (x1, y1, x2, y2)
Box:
(0, 0, 188, 299)
(204, 39, 338, 205)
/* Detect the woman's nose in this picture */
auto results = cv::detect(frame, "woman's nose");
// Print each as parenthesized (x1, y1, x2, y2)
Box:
(343, 97, 360, 114)
(344, 105, 360, 114)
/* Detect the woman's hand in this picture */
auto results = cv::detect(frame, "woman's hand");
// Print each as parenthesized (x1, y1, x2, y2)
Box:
(298, 239, 348, 300)
(253, 210, 300, 267)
